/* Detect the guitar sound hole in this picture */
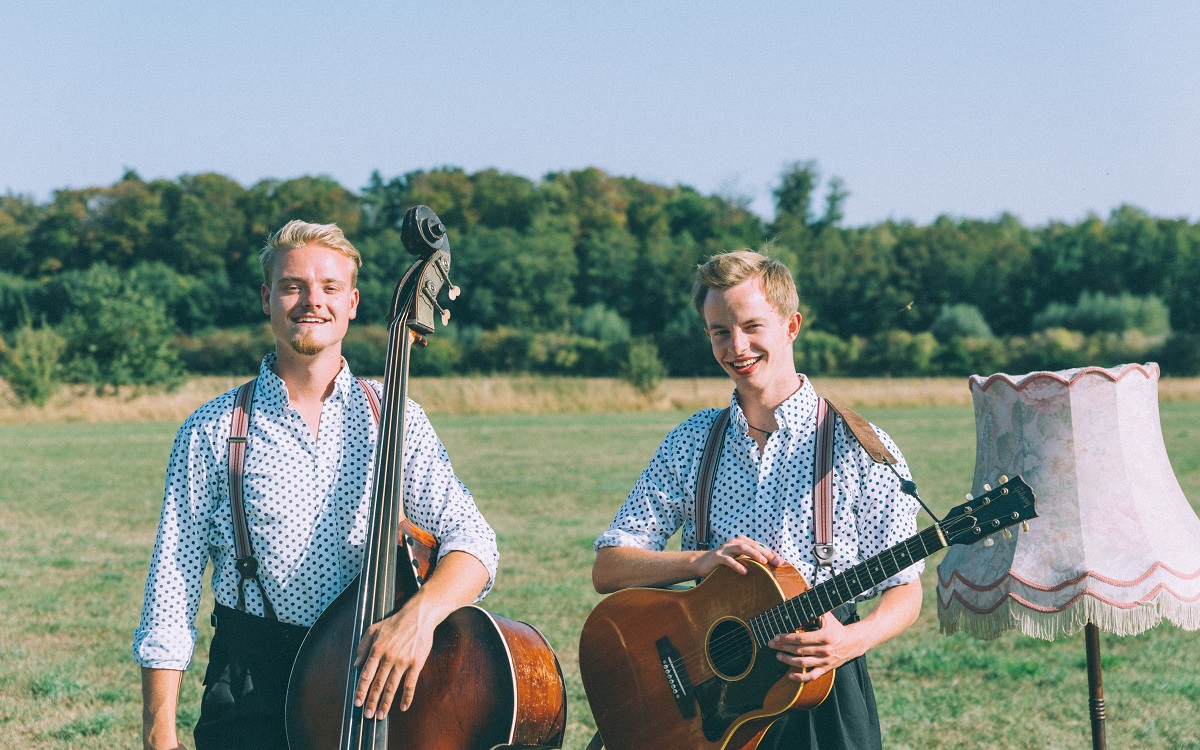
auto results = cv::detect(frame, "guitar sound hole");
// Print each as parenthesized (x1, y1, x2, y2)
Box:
(707, 618, 755, 679)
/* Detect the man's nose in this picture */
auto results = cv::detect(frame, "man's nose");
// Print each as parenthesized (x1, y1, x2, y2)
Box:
(301, 287, 325, 307)
(730, 328, 749, 351)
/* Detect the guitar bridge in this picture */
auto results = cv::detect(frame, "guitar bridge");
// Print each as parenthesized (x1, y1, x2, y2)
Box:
(656, 637, 697, 719)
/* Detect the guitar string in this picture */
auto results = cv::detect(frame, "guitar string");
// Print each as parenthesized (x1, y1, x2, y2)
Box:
(674, 530, 939, 673)
(678, 506, 997, 676)
(666, 509, 988, 677)
(686, 512, 987, 675)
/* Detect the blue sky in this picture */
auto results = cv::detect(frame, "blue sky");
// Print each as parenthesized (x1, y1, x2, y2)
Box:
(3, 1, 1198, 226)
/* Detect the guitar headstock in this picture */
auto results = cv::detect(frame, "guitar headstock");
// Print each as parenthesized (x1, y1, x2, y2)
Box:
(940, 475, 1037, 547)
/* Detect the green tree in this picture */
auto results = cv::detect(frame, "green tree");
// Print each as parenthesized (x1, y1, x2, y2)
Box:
(57, 265, 183, 391)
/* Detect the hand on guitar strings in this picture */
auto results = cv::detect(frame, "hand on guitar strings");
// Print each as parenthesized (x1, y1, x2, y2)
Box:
(767, 613, 864, 683)
(353, 598, 438, 718)
(696, 535, 786, 579)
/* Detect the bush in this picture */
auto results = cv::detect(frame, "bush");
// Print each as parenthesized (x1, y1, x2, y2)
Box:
(933, 336, 1009, 377)
(177, 326, 274, 375)
(930, 304, 994, 341)
(1157, 333, 1200, 376)
(858, 330, 938, 376)
(1006, 328, 1089, 373)
(794, 330, 861, 376)
(624, 337, 667, 394)
(0, 322, 65, 406)
(1032, 292, 1170, 336)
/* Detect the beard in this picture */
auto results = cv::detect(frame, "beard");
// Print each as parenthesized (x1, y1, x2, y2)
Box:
(289, 330, 326, 356)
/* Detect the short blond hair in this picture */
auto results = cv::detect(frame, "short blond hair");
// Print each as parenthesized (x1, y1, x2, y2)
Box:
(691, 250, 799, 321)
(260, 220, 362, 285)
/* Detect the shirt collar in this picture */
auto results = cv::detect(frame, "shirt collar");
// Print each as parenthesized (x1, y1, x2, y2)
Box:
(256, 352, 356, 412)
(729, 375, 819, 436)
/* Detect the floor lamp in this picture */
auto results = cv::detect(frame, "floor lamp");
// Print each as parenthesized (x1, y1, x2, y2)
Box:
(936, 363, 1200, 749)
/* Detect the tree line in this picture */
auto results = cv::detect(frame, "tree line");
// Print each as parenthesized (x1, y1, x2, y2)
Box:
(2, 163, 1199, 403)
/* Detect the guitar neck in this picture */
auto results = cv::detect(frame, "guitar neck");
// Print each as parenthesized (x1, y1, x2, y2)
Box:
(750, 524, 945, 644)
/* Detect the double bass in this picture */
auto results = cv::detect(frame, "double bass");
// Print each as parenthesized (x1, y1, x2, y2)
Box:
(285, 206, 567, 749)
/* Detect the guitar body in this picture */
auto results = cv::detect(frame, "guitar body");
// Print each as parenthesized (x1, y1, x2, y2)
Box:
(286, 530, 567, 750)
(579, 560, 834, 750)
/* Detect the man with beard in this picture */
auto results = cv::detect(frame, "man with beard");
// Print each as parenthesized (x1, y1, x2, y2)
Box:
(592, 250, 923, 749)
(135, 221, 497, 750)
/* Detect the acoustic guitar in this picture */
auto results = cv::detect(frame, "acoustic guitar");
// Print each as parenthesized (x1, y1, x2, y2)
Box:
(579, 476, 1036, 750)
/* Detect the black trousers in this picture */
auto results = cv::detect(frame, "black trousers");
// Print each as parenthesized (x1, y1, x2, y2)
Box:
(758, 604, 883, 750)
(194, 604, 309, 750)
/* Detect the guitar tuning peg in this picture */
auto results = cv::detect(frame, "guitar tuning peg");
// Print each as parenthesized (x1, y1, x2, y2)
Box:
(983, 483, 992, 492)
(983, 537, 995, 547)
(965, 492, 974, 501)
(1002, 529, 1012, 540)
(1021, 521, 1030, 533)
(999, 475, 1009, 485)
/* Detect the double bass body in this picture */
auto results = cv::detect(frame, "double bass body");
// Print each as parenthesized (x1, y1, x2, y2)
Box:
(285, 540, 567, 750)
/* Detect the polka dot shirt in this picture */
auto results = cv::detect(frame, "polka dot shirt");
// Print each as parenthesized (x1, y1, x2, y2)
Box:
(595, 377, 923, 597)
(133, 354, 498, 670)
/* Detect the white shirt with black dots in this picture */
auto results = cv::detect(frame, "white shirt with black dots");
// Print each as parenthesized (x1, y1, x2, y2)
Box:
(133, 354, 498, 670)
(595, 377, 923, 597)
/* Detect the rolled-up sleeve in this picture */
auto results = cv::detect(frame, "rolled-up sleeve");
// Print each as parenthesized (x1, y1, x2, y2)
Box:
(133, 414, 218, 669)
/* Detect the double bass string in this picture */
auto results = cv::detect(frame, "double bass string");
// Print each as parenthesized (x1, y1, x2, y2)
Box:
(343, 310, 407, 749)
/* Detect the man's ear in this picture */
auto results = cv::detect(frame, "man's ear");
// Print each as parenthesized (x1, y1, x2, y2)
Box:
(788, 312, 803, 341)
(261, 283, 271, 316)
(349, 287, 359, 320)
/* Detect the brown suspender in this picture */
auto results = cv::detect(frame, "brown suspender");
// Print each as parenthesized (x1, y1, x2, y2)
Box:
(811, 398, 837, 569)
(694, 408, 730, 551)
(226, 376, 381, 619)
(693, 397, 899, 570)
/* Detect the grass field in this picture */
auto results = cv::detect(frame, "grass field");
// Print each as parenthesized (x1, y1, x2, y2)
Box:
(1, 400, 1198, 748)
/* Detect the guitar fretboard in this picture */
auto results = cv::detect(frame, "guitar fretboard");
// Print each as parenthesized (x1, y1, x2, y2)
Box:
(747, 524, 944, 646)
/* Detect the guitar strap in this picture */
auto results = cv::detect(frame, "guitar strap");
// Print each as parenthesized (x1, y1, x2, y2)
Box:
(226, 376, 381, 620)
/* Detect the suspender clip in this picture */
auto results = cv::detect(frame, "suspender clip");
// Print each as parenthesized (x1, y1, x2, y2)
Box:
(813, 543, 836, 568)
(227, 436, 248, 444)
(235, 556, 259, 579)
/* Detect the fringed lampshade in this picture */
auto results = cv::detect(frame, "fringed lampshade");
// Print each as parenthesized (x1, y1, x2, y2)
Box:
(936, 362, 1200, 748)
(938, 362, 1200, 638)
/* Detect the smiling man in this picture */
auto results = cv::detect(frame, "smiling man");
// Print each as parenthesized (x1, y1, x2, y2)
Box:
(134, 221, 497, 750)
(591, 250, 923, 750)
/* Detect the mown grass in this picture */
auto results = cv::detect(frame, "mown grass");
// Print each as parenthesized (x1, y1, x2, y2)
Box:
(1, 402, 1198, 748)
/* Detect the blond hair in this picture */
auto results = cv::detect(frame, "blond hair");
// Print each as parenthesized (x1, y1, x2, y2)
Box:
(691, 250, 799, 321)
(260, 220, 362, 285)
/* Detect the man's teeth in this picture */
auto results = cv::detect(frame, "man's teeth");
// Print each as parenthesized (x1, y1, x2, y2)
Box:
(732, 356, 761, 368)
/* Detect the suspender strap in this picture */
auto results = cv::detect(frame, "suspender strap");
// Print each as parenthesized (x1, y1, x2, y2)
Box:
(228, 378, 277, 619)
(357, 377, 381, 422)
(812, 398, 837, 569)
(692, 396, 899, 567)
(694, 408, 730, 552)
(226, 376, 381, 621)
